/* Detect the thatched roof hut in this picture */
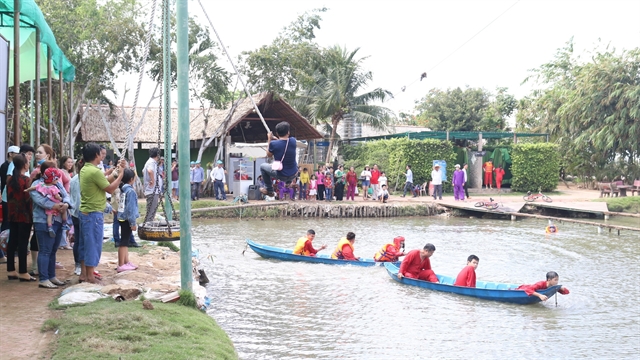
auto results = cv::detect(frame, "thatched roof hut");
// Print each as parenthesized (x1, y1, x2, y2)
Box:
(77, 92, 323, 146)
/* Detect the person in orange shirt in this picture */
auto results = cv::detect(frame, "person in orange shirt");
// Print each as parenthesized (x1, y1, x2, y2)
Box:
(494, 166, 505, 190)
(483, 160, 494, 189)
(454, 255, 479, 287)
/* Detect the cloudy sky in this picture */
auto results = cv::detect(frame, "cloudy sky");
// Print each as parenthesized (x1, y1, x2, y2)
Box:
(115, 0, 640, 116)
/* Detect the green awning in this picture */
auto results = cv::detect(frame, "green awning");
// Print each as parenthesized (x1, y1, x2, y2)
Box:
(0, 0, 75, 85)
(347, 131, 547, 142)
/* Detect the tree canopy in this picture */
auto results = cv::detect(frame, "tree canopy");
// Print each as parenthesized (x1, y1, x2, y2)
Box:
(411, 86, 515, 132)
(519, 39, 640, 179)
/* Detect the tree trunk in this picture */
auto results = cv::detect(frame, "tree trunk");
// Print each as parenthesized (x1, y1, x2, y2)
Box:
(325, 118, 340, 164)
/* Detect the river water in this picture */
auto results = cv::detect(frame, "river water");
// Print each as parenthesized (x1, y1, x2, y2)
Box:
(195, 216, 640, 359)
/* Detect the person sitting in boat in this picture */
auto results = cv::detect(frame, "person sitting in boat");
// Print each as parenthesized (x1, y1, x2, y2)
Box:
(293, 229, 327, 257)
(373, 236, 406, 262)
(331, 232, 359, 261)
(453, 255, 479, 287)
(516, 271, 570, 302)
(397, 243, 438, 282)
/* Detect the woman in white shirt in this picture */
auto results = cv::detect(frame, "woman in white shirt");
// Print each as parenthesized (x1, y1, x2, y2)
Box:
(360, 166, 372, 200)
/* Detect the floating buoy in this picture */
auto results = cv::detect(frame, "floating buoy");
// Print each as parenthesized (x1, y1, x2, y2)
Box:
(545, 225, 558, 233)
(137, 221, 180, 241)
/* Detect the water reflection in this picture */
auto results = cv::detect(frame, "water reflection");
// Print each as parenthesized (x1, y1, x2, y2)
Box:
(196, 217, 640, 359)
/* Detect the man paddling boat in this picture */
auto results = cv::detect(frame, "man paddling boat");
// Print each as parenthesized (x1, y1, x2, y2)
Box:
(397, 243, 438, 282)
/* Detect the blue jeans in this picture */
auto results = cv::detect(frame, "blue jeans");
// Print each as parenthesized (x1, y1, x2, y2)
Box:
(214, 180, 226, 200)
(299, 183, 308, 199)
(80, 212, 104, 267)
(72, 216, 81, 264)
(259, 163, 296, 193)
(34, 221, 63, 281)
(113, 217, 136, 246)
(191, 182, 201, 200)
(325, 188, 333, 201)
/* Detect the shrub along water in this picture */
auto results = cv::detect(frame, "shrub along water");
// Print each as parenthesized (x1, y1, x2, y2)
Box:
(340, 138, 457, 192)
(511, 143, 560, 192)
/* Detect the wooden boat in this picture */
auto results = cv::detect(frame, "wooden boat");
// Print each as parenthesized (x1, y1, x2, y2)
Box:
(246, 239, 381, 267)
(384, 262, 562, 304)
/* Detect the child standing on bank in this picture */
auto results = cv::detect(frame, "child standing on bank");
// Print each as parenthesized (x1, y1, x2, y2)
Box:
(117, 169, 139, 272)
(309, 174, 317, 201)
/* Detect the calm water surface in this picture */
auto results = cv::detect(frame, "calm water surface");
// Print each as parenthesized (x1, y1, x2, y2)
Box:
(194, 216, 640, 359)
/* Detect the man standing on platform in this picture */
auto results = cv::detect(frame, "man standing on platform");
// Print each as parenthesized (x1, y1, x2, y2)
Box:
(143, 147, 161, 223)
(483, 159, 494, 189)
(370, 164, 380, 200)
(402, 165, 413, 198)
(431, 164, 443, 200)
(210, 160, 227, 200)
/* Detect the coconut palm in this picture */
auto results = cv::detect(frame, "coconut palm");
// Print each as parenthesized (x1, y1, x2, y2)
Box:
(300, 46, 395, 163)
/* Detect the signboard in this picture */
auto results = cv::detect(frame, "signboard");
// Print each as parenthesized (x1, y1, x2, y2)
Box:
(433, 160, 447, 182)
(316, 141, 330, 147)
(473, 151, 486, 157)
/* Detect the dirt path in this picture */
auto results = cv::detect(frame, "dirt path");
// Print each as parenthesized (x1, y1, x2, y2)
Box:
(0, 249, 75, 360)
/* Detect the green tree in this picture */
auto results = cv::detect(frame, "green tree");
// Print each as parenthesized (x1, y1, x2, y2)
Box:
(148, 17, 231, 109)
(301, 46, 395, 163)
(414, 86, 514, 132)
(240, 8, 327, 99)
(38, 0, 146, 154)
(522, 39, 640, 180)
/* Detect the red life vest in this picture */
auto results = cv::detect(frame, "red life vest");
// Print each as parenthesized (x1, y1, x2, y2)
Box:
(374, 243, 399, 262)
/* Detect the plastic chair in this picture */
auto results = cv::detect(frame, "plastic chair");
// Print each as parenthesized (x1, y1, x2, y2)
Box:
(420, 182, 428, 196)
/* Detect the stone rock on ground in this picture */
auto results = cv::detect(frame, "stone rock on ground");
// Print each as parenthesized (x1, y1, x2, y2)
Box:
(101, 284, 143, 300)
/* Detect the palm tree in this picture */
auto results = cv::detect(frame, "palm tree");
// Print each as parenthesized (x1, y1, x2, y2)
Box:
(301, 46, 395, 163)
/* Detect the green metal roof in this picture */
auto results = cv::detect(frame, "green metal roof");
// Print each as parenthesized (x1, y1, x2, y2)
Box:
(0, 0, 75, 83)
(347, 131, 547, 142)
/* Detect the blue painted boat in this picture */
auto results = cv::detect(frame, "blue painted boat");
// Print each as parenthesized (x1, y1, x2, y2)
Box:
(246, 239, 381, 267)
(384, 262, 562, 304)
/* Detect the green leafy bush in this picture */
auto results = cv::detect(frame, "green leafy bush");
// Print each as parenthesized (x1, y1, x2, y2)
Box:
(340, 138, 457, 191)
(511, 143, 560, 192)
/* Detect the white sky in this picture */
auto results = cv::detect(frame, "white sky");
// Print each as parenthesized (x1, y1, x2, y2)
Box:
(113, 0, 640, 117)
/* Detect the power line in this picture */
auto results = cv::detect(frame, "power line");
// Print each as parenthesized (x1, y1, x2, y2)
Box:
(394, 0, 521, 97)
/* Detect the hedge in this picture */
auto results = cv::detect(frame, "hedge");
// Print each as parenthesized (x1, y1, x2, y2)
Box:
(511, 143, 560, 192)
(340, 138, 457, 192)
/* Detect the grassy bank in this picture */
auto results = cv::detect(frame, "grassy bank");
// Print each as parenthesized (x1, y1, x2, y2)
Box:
(44, 298, 237, 359)
(593, 196, 640, 213)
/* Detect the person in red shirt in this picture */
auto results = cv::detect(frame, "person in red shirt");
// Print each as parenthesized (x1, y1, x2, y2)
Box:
(494, 166, 505, 190)
(331, 232, 359, 261)
(454, 255, 479, 287)
(373, 236, 406, 262)
(293, 229, 327, 256)
(516, 271, 570, 302)
(370, 164, 380, 200)
(397, 243, 438, 282)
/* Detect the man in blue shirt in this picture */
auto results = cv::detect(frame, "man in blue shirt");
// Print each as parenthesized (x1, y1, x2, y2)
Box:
(259, 121, 298, 197)
(190, 161, 205, 200)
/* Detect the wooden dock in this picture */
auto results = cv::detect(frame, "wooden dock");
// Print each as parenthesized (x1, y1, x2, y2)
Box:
(438, 200, 640, 234)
